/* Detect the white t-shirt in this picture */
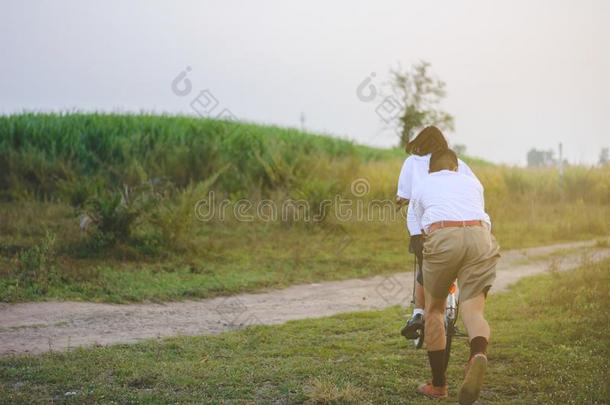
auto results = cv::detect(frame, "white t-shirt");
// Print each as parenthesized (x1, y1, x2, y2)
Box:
(411, 170, 491, 234)
(396, 154, 479, 235)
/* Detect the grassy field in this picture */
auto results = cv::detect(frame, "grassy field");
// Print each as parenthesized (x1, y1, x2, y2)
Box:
(1, 113, 609, 302)
(1, 258, 607, 403)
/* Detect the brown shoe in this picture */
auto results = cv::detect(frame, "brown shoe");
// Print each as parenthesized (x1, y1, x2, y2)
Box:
(459, 353, 487, 405)
(416, 381, 448, 399)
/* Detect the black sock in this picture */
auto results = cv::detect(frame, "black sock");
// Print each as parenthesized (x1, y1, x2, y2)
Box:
(469, 336, 488, 359)
(427, 350, 446, 387)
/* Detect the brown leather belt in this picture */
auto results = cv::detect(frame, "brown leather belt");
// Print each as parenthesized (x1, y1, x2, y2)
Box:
(425, 220, 484, 235)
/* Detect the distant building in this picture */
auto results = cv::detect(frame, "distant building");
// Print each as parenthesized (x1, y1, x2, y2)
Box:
(527, 148, 556, 168)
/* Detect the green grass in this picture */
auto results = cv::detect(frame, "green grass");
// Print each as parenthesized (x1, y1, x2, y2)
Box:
(1, 113, 609, 303)
(0, 208, 412, 302)
(2, 199, 608, 303)
(1, 259, 607, 404)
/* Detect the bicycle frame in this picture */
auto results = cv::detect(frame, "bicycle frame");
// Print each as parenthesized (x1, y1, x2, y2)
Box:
(446, 282, 458, 323)
(444, 282, 459, 369)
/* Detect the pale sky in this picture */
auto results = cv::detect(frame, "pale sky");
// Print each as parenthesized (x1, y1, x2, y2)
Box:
(1, 0, 608, 165)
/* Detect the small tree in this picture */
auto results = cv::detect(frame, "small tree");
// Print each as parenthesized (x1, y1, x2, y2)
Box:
(386, 61, 454, 147)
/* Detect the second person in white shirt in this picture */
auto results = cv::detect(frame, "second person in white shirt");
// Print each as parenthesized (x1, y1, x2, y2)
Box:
(396, 126, 481, 339)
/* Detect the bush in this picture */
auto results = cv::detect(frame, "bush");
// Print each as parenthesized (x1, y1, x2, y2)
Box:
(79, 181, 169, 253)
(145, 168, 227, 252)
(13, 231, 57, 292)
(83, 188, 144, 248)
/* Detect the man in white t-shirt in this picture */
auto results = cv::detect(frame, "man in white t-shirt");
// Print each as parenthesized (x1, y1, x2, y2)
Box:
(410, 149, 500, 404)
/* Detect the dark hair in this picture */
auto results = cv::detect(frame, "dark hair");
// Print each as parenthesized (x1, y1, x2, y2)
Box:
(406, 126, 448, 155)
(429, 148, 458, 173)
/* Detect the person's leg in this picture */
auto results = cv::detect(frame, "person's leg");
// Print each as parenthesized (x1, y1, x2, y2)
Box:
(401, 258, 425, 339)
(458, 292, 489, 405)
(414, 281, 425, 309)
(457, 226, 498, 357)
(416, 229, 461, 399)
(411, 234, 425, 313)
(416, 289, 449, 398)
(459, 292, 489, 345)
(424, 289, 446, 351)
(414, 244, 425, 310)
(456, 226, 499, 405)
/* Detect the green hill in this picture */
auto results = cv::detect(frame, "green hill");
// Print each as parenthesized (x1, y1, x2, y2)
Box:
(0, 113, 406, 200)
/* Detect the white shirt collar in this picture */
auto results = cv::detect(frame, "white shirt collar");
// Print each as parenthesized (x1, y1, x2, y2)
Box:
(429, 170, 459, 176)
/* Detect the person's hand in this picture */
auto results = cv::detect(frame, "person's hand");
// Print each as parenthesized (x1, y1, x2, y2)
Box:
(395, 196, 408, 211)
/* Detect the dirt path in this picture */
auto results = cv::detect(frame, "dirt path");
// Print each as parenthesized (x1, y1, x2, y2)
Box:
(1, 240, 608, 356)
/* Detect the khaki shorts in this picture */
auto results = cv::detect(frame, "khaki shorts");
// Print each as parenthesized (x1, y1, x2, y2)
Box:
(422, 226, 500, 302)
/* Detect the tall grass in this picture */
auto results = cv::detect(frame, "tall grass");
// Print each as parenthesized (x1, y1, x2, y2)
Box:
(2, 113, 609, 243)
(0, 113, 401, 201)
(3, 113, 607, 205)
